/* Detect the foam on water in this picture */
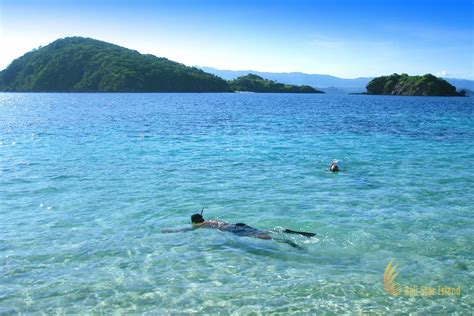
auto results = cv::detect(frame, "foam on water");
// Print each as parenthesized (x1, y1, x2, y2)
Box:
(0, 93, 473, 313)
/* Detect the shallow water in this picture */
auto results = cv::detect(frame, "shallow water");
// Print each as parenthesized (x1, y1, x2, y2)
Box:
(0, 93, 473, 313)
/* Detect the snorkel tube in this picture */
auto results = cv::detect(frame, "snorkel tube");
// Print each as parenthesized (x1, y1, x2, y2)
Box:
(191, 207, 205, 225)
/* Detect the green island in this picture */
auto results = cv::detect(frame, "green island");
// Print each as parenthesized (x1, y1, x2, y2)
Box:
(229, 74, 323, 93)
(0, 37, 230, 92)
(366, 73, 465, 96)
(0, 37, 321, 93)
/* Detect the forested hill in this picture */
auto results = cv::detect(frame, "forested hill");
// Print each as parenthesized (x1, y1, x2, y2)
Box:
(366, 73, 465, 96)
(0, 37, 231, 92)
(229, 74, 323, 93)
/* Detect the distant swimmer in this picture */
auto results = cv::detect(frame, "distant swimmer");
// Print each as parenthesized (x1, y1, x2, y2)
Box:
(162, 208, 315, 248)
(330, 160, 340, 172)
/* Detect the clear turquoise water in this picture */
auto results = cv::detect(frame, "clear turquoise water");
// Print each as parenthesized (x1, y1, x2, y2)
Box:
(0, 93, 473, 314)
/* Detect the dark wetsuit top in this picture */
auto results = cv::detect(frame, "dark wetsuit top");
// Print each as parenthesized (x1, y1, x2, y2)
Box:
(201, 221, 268, 238)
(197, 220, 301, 247)
(228, 223, 262, 237)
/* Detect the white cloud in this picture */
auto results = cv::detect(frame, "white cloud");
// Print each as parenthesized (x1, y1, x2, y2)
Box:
(435, 70, 449, 77)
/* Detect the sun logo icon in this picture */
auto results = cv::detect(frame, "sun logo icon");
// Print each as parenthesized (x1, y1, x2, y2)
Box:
(384, 259, 401, 296)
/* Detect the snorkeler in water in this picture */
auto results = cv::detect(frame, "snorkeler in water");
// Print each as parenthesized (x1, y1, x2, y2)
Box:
(330, 160, 340, 172)
(162, 208, 315, 248)
(190, 210, 273, 240)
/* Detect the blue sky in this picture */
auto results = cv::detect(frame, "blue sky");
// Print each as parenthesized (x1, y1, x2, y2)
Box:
(0, 0, 472, 78)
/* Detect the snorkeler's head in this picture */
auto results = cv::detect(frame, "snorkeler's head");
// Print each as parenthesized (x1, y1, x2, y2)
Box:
(191, 213, 204, 224)
(191, 207, 205, 225)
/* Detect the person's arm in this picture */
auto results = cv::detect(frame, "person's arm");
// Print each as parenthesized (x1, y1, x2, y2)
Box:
(161, 227, 194, 233)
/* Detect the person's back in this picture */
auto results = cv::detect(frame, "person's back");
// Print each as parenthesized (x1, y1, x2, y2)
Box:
(191, 215, 271, 239)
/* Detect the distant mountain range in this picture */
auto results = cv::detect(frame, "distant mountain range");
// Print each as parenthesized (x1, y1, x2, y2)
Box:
(200, 67, 474, 94)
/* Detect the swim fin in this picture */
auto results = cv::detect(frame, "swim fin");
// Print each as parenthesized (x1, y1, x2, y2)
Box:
(273, 238, 303, 249)
(284, 229, 315, 238)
